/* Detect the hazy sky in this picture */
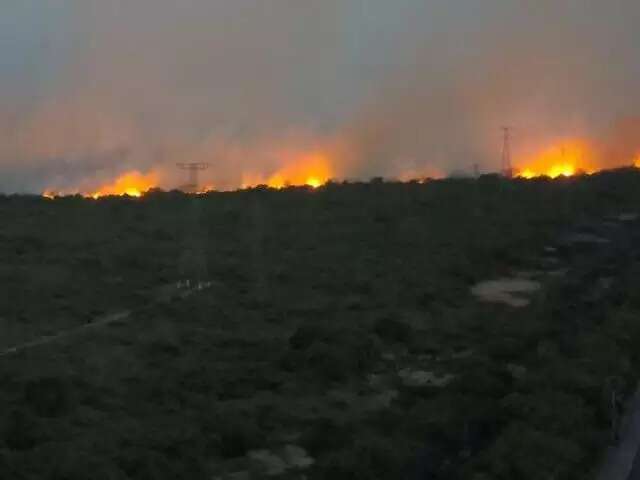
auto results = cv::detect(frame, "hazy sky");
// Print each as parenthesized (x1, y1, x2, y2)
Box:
(2, 1, 640, 192)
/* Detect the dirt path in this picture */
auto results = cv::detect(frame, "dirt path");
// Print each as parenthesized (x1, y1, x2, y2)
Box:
(0, 281, 214, 358)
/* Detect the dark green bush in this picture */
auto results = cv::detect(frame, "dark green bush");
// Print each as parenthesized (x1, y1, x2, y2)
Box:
(305, 342, 354, 382)
(318, 437, 405, 480)
(469, 423, 586, 480)
(213, 413, 265, 459)
(3, 408, 45, 450)
(301, 417, 353, 454)
(48, 452, 127, 480)
(288, 324, 333, 350)
(285, 325, 380, 380)
(373, 316, 413, 344)
(23, 377, 74, 418)
(117, 450, 183, 480)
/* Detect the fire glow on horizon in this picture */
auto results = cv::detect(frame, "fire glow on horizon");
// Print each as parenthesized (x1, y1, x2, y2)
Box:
(89, 171, 159, 199)
(240, 152, 333, 190)
(42, 151, 335, 198)
(43, 171, 158, 199)
(39, 139, 640, 199)
(515, 139, 597, 179)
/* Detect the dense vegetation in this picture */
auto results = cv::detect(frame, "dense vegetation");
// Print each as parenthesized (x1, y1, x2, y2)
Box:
(1, 169, 640, 479)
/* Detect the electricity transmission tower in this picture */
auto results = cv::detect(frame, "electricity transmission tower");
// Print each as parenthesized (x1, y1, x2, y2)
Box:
(175, 163, 211, 290)
(177, 163, 210, 193)
(501, 127, 513, 178)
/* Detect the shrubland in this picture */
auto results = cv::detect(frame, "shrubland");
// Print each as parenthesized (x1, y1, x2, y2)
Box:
(0, 169, 640, 478)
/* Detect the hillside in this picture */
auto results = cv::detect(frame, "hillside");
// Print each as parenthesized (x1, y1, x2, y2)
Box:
(2, 169, 640, 479)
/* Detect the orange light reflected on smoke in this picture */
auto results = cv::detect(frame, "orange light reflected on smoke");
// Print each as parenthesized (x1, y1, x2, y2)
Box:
(241, 152, 333, 190)
(42, 171, 158, 199)
(396, 167, 445, 183)
(196, 185, 216, 195)
(516, 139, 596, 179)
(305, 177, 323, 188)
(89, 171, 158, 198)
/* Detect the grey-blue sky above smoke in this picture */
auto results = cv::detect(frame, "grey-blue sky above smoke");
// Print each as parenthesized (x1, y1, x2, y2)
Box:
(2, 1, 75, 105)
(2, 1, 640, 193)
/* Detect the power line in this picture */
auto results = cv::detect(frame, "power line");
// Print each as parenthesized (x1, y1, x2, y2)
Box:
(176, 163, 210, 193)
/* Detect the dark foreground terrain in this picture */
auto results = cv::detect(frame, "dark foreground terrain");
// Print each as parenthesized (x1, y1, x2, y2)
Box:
(2, 169, 640, 479)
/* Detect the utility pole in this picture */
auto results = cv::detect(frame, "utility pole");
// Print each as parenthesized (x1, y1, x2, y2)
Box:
(177, 163, 210, 193)
(501, 127, 513, 178)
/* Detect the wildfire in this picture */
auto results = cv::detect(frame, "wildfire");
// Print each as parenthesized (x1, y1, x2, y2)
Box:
(89, 171, 158, 198)
(241, 152, 333, 190)
(516, 139, 595, 179)
(196, 185, 216, 195)
(305, 177, 323, 188)
(42, 171, 158, 199)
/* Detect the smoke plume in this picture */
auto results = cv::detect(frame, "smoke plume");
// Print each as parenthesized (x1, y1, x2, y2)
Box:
(1, 0, 640, 193)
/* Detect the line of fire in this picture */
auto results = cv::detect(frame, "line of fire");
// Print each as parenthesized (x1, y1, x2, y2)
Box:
(41, 135, 640, 200)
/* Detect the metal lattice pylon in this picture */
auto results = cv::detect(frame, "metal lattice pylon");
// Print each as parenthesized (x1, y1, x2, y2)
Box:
(177, 163, 210, 193)
(501, 127, 513, 178)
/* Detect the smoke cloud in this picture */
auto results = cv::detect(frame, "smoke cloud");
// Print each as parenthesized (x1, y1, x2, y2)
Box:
(2, 0, 640, 193)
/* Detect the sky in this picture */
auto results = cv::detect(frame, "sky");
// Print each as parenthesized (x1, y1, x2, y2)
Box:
(1, 0, 640, 193)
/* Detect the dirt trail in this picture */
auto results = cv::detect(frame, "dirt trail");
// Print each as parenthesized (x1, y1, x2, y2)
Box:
(0, 281, 214, 358)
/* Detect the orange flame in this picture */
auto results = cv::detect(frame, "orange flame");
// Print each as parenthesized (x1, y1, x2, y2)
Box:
(42, 171, 158, 199)
(89, 171, 158, 198)
(241, 152, 333, 190)
(41, 188, 79, 198)
(516, 139, 596, 179)
(196, 185, 216, 195)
